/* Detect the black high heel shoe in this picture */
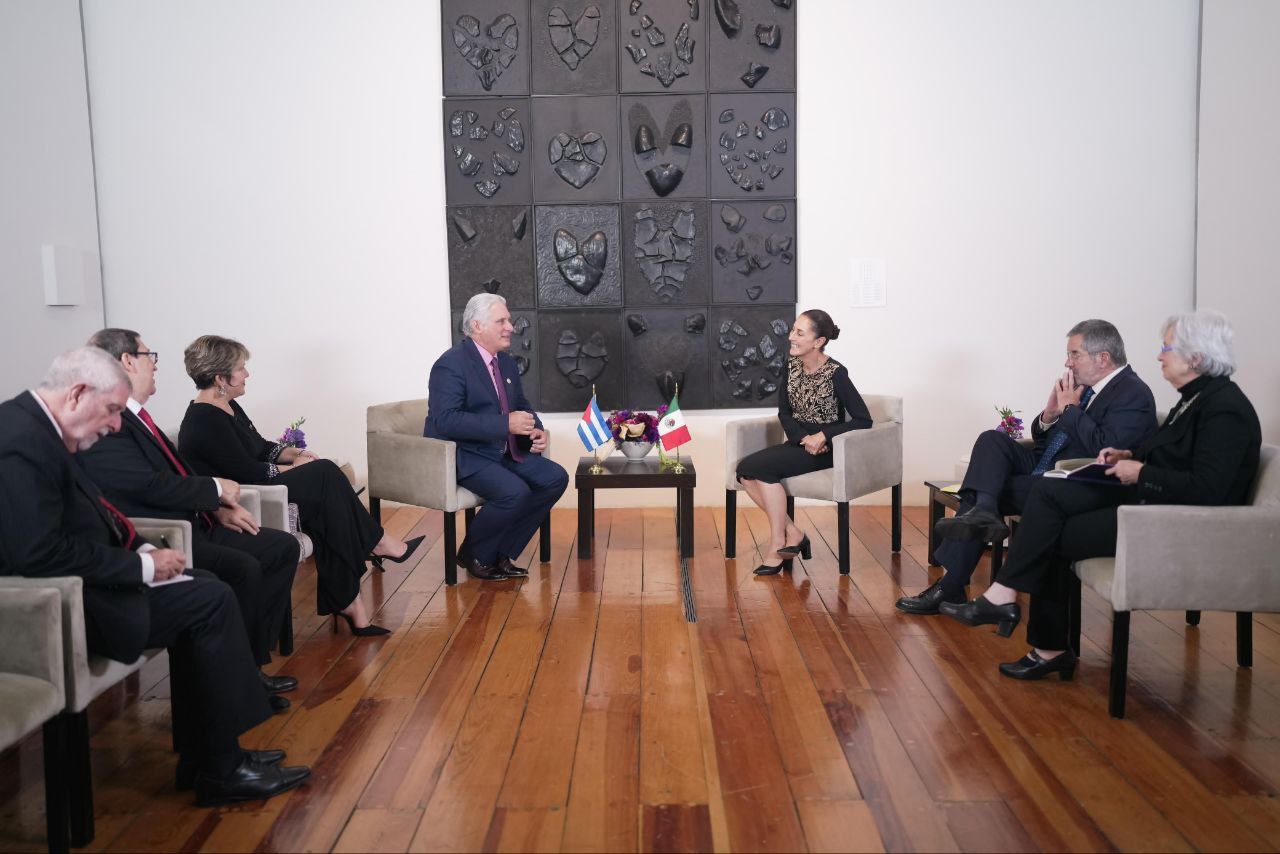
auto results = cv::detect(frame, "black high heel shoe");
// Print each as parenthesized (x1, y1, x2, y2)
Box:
(371, 535, 425, 565)
(332, 612, 391, 637)
(937, 595, 1021, 637)
(776, 533, 811, 560)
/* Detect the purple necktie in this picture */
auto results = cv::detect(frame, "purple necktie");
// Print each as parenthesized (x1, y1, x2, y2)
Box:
(490, 357, 525, 462)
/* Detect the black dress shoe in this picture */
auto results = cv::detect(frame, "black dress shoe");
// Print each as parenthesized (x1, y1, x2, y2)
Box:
(176, 749, 287, 791)
(194, 756, 311, 807)
(895, 581, 967, 615)
(497, 556, 528, 577)
(260, 672, 298, 694)
(459, 553, 508, 581)
(268, 694, 291, 714)
(999, 648, 1078, 681)
(753, 558, 788, 576)
(938, 595, 1022, 637)
(934, 507, 1010, 544)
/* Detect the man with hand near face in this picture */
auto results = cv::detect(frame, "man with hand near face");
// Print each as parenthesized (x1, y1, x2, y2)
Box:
(0, 347, 308, 805)
(896, 319, 1157, 616)
(425, 293, 568, 581)
(80, 329, 300, 715)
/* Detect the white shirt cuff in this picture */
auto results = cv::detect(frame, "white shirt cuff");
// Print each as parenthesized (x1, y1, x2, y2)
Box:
(138, 546, 156, 584)
(213, 478, 222, 498)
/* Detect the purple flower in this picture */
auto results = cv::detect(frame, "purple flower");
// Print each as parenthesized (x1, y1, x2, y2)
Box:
(279, 417, 307, 449)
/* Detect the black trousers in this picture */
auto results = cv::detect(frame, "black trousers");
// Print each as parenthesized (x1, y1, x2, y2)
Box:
(736, 442, 833, 484)
(458, 453, 568, 565)
(936, 430, 1040, 593)
(193, 524, 299, 666)
(87, 572, 272, 771)
(276, 459, 382, 616)
(995, 477, 1130, 650)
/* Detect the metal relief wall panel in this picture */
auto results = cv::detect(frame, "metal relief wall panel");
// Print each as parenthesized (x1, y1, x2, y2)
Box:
(442, 0, 798, 411)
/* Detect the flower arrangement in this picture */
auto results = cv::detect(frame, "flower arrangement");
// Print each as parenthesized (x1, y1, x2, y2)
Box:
(995, 406, 1024, 440)
(279, 416, 307, 449)
(607, 405, 669, 444)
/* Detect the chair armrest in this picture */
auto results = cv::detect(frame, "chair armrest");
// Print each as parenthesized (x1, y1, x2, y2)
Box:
(131, 518, 194, 569)
(0, 576, 87, 711)
(367, 431, 460, 511)
(724, 416, 785, 489)
(241, 484, 290, 531)
(0, 588, 64, 705)
(1111, 504, 1280, 612)
(830, 422, 903, 501)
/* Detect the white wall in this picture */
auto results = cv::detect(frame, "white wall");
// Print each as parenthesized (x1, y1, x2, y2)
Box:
(1196, 0, 1280, 442)
(81, 0, 1200, 507)
(0, 0, 105, 398)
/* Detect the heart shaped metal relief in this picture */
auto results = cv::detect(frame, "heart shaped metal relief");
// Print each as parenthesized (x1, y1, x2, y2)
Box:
(548, 131, 607, 189)
(555, 329, 609, 388)
(547, 5, 601, 70)
(553, 228, 608, 295)
(453, 13, 519, 91)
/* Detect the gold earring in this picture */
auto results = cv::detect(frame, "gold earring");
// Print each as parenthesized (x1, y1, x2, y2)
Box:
(218, 385, 226, 398)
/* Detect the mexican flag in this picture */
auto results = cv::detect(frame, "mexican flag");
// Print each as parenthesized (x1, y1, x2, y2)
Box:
(658, 392, 691, 451)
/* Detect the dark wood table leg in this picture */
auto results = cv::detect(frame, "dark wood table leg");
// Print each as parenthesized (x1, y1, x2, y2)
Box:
(927, 487, 944, 565)
(577, 487, 593, 559)
(679, 487, 694, 557)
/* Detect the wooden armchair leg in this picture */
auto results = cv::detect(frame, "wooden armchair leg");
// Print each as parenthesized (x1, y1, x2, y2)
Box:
(443, 511, 458, 586)
(786, 495, 795, 520)
(43, 717, 70, 854)
(66, 711, 93, 847)
(1186, 610, 1201, 626)
(890, 483, 902, 552)
(1109, 611, 1131, 719)
(837, 501, 850, 575)
(725, 490, 736, 558)
(539, 517, 551, 562)
(1238, 612, 1253, 667)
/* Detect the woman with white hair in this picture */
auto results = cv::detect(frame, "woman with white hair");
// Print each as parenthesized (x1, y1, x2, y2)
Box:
(939, 309, 1263, 680)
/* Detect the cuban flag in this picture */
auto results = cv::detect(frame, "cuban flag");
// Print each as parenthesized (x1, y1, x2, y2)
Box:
(658, 391, 692, 451)
(577, 394, 611, 452)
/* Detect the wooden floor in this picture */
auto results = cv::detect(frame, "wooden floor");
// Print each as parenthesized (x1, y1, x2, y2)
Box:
(3, 502, 1280, 852)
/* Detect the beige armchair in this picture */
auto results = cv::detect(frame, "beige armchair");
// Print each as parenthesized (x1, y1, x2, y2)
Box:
(0, 586, 67, 852)
(724, 395, 904, 573)
(0, 517, 191, 847)
(367, 399, 552, 585)
(1070, 444, 1280, 718)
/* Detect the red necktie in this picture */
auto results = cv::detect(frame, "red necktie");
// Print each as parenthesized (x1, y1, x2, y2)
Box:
(98, 496, 137, 547)
(489, 357, 524, 462)
(137, 408, 189, 475)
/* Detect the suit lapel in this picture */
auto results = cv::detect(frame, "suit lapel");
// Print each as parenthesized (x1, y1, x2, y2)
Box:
(1086, 365, 1131, 412)
(463, 340, 502, 408)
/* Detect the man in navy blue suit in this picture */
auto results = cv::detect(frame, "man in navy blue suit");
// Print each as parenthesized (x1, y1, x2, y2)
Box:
(897, 319, 1158, 616)
(425, 294, 568, 580)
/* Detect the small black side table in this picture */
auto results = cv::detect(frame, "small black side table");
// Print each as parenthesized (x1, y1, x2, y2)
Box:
(925, 478, 1004, 578)
(576, 456, 696, 559)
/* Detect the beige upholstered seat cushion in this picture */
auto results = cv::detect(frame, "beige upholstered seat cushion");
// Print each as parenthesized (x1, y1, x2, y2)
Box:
(0, 675, 61, 747)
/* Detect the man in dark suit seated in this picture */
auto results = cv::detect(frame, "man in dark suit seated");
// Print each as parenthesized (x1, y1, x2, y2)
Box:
(80, 328, 299, 709)
(425, 293, 569, 580)
(897, 319, 1158, 615)
(0, 347, 308, 805)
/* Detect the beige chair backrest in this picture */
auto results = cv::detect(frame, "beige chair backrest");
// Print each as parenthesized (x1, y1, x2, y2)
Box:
(1248, 444, 1280, 507)
(862, 394, 902, 425)
(368, 399, 430, 437)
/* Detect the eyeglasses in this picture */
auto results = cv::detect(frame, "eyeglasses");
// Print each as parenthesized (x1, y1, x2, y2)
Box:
(130, 351, 159, 365)
(1065, 349, 1092, 362)
(1159, 344, 1174, 354)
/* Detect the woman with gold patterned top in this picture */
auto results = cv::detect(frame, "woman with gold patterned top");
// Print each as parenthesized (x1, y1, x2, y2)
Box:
(736, 310, 872, 575)
(177, 335, 423, 637)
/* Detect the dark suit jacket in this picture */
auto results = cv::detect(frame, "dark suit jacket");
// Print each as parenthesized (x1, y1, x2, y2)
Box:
(424, 339, 542, 479)
(1134, 374, 1261, 506)
(0, 392, 152, 663)
(1029, 364, 1158, 461)
(79, 408, 220, 524)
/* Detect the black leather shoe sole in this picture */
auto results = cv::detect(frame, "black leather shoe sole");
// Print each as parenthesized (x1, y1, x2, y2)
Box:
(194, 764, 310, 807)
(999, 649, 1078, 681)
(269, 694, 291, 714)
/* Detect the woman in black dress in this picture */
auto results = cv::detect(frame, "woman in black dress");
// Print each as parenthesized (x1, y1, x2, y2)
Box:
(178, 335, 423, 636)
(940, 310, 1262, 680)
(736, 310, 872, 575)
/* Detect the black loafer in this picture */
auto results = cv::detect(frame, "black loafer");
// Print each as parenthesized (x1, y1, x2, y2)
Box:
(895, 581, 966, 615)
(934, 508, 1010, 544)
(459, 553, 508, 581)
(999, 648, 1078, 681)
(268, 694, 291, 714)
(194, 756, 310, 807)
(938, 595, 1022, 637)
(260, 672, 298, 694)
(176, 749, 287, 791)
(497, 556, 528, 577)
